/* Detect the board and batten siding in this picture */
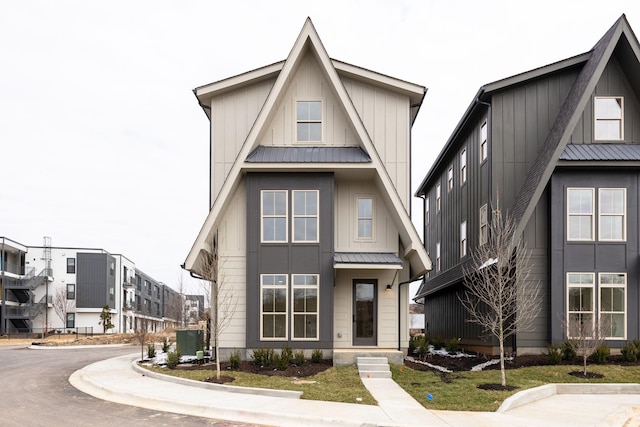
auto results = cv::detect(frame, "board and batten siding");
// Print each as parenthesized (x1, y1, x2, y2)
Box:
(334, 179, 398, 254)
(490, 68, 578, 213)
(210, 78, 276, 206)
(570, 56, 640, 144)
(342, 77, 411, 209)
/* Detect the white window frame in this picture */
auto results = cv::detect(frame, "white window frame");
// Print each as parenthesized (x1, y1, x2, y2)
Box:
(291, 274, 319, 341)
(295, 100, 323, 143)
(460, 221, 467, 258)
(436, 184, 441, 213)
(598, 188, 626, 242)
(566, 272, 595, 339)
(436, 242, 441, 272)
(567, 188, 595, 241)
(260, 274, 289, 340)
(292, 190, 319, 243)
(261, 190, 288, 243)
(425, 197, 430, 225)
(447, 166, 454, 191)
(460, 148, 467, 185)
(355, 196, 374, 240)
(479, 204, 488, 245)
(480, 121, 488, 162)
(599, 273, 626, 340)
(594, 96, 623, 141)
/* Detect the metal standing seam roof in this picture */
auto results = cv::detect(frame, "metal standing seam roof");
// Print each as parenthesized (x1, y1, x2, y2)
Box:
(333, 252, 403, 265)
(560, 144, 640, 161)
(245, 146, 371, 163)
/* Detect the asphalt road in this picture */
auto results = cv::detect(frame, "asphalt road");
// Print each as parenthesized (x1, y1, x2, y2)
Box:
(0, 344, 257, 427)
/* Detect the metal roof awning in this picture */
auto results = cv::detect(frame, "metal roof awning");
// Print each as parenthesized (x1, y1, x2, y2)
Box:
(560, 144, 640, 161)
(246, 146, 371, 163)
(333, 252, 403, 270)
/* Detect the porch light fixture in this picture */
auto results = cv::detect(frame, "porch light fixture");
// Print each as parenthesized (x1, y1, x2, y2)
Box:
(385, 284, 393, 291)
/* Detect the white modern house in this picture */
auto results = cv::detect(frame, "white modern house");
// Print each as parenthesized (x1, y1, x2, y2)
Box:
(0, 236, 182, 335)
(183, 19, 430, 364)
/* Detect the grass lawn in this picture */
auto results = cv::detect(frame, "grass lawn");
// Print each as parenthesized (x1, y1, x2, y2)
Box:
(391, 363, 640, 411)
(144, 364, 377, 405)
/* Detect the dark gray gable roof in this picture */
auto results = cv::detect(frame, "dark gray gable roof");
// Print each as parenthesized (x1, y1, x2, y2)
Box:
(510, 15, 629, 236)
(561, 144, 640, 161)
(334, 252, 402, 265)
(246, 146, 371, 163)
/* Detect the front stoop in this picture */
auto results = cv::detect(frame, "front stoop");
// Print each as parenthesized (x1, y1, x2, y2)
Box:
(357, 357, 391, 379)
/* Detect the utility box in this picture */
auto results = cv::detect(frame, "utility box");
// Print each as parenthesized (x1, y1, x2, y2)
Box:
(175, 329, 204, 356)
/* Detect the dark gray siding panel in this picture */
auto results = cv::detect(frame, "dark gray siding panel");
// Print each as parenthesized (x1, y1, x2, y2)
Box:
(246, 173, 334, 349)
(77, 252, 109, 308)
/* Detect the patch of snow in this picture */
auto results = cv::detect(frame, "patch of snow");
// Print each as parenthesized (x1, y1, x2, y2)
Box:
(471, 357, 513, 372)
(405, 356, 452, 373)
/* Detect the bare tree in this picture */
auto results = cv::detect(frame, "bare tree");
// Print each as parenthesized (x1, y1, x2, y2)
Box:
(565, 315, 610, 376)
(52, 285, 75, 330)
(197, 233, 237, 380)
(133, 312, 151, 361)
(460, 207, 541, 387)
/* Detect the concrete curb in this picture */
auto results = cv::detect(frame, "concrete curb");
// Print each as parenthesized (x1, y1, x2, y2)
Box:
(498, 383, 640, 413)
(132, 360, 303, 399)
(29, 344, 131, 350)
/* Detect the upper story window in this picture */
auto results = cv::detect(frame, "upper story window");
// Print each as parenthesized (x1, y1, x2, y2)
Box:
(296, 101, 322, 142)
(460, 221, 467, 258)
(480, 121, 488, 162)
(262, 190, 288, 243)
(599, 188, 626, 241)
(293, 190, 318, 242)
(567, 188, 594, 241)
(436, 242, 441, 272)
(436, 184, 441, 213)
(67, 258, 76, 274)
(356, 197, 373, 240)
(594, 97, 623, 140)
(67, 283, 75, 300)
(425, 198, 430, 225)
(479, 204, 488, 245)
(447, 166, 454, 191)
(460, 148, 467, 185)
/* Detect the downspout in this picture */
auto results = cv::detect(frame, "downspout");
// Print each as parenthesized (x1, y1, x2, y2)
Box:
(395, 276, 424, 351)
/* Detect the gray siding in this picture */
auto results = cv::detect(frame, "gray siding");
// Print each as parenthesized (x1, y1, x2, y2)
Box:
(77, 252, 115, 308)
(246, 172, 334, 349)
(550, 170, 640, 346)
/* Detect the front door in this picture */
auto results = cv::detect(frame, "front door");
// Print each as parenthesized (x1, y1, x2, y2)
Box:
(353, 279, 377, 346)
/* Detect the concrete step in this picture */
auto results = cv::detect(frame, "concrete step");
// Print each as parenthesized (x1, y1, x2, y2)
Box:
(357, 357, 392, 379)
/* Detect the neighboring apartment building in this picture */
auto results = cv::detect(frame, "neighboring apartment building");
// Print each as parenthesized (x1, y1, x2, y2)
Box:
(183, 19, 430, 364)
(415, 15, 640, 354)
(0, 236, 182, 334)
(184, 294, 205, 326)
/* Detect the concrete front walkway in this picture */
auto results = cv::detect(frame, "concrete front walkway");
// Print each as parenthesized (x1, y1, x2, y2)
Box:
(69, 352, 640, 427)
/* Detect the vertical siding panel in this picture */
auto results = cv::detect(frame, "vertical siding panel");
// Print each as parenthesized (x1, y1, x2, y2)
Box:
(525, 84, 539, 165)
(503, 91, 515, 163)
(514, 87, 527, 164)
(374, 90, 386, 162)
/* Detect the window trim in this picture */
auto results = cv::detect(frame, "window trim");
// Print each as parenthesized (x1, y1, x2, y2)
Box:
(460, 148, 467, 185)
(598, 188, 626, 242)
(479, 204, 488, 245)
(447, 166, 454, 191)
(425, 197, 430, 225)
(261, 190, 289, 243)
(291, 274, 319, 341)
(292, 190, 319, 243)
(67, 257, 76, 274)
(566, 272, 595, 339)
(594, 96, 623, 141)
(436, 242, 441, 272)
(66, 312, 75, 329)
(67, 283, 75, 300)
(567, 188, 595, 241)
(260, 274, 289, 341)
(460, 221, 467, 258)
(598, 272, 626, 340)
(436, 184, 441, 213)
(480, 121, 488, 163)
(355, 196, 374, 241)
(295, 100, 323, 143)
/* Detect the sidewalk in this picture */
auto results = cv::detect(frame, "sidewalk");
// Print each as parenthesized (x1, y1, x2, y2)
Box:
(69, 352, 640, 427)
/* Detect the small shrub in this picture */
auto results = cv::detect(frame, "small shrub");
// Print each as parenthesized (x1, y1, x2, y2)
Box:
(294, 350, 306, 366)
(445, 338, 460, 354)
(410, 335, 428, 359)
(621, 341, 639, 362)
(311, 348, 323, 363)
(280, 344, 293, 364)
(590, 344, 610, 364)
(561, 341, 576, 361)
(162, 339, 170, 353)
(146, 344, 156, 359)
(229, 350, 241, 370)
(167, 347, 181, 368)
(251, 347, 274, 366)
(430, 336, 445, 350)
(273, 353, 289, 371)
(546, 343, 562, 365)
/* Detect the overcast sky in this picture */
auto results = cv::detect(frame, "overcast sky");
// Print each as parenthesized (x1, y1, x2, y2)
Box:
(2, 1, 639, 295)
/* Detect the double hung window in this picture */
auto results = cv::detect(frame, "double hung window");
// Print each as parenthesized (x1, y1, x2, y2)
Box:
(480, 121, 488, 162)
(460, 221, 467, 257)
(599, 189, 625, 241)
(460, 148, 467, 184)
(594, 97, 623, 140)
(262, 190, 288, 242)
(293, 191, 318, 242)
(356, 197, 373, 239)
(567, 188, 625, 242)
(567, 188, 594, 241)
(296, 101, 322, 142)
(261, 274, 288, 339)
(292, 275, 318, 339)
